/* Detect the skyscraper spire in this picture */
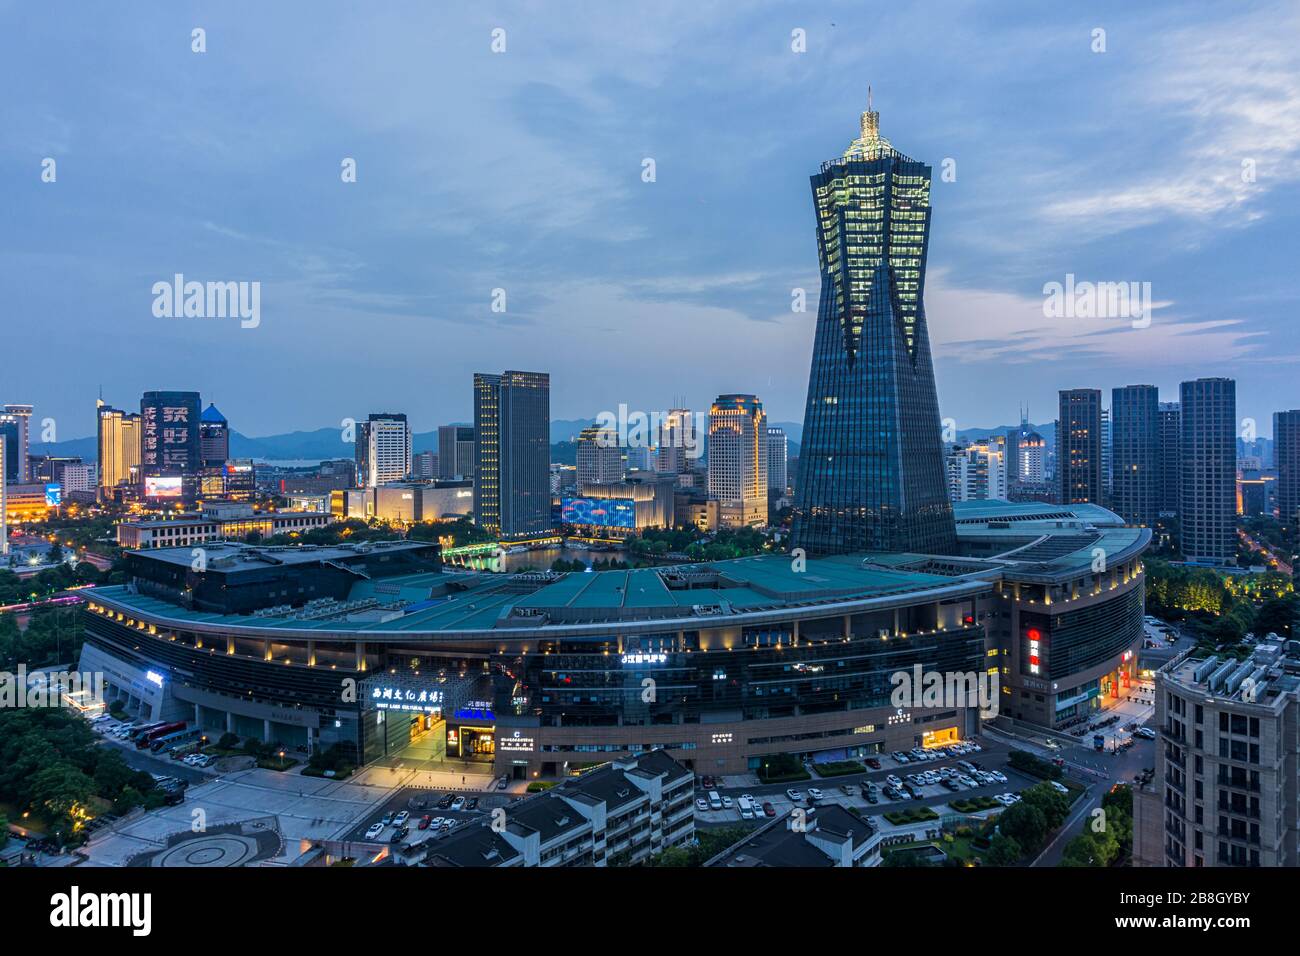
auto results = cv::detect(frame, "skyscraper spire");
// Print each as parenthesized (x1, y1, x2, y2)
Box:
(845, 86, 893, 160)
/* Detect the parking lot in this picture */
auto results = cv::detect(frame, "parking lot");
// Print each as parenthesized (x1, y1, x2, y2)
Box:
(342, 785, 517, 848)
(693, 738, 1045, 826)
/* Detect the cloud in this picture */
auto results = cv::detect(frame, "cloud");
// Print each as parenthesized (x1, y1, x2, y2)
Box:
(924, 269, 1269, 366)
(1041, 5, 1300, 236)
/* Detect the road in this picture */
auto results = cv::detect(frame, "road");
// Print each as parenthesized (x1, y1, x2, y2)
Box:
(1238, 528, 1292, 575)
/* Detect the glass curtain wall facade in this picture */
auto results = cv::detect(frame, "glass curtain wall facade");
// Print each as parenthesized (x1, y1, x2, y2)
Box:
(791, 97, 956, 556)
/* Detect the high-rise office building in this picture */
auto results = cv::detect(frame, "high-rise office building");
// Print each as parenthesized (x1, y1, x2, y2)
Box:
(0, 404, 33, 483)
(140, 391, 201, 499)
(708, 394, 768, 529)
(1180, 378, 1236, 565)
(474, 371, 551, 539)
(791, 95, 956, 556)
(356, 413, 412, 488)
(1158, 402, 1182, 517)
(1101, 407, 1113, 507)
(656, 409, 696, 475)
(96, 401, 142, 498)
(1274, 410, 1300, 532)
(437, 425, 475, 480)
(576, 425, 623, 485)
(1058, 389, 1103, 506)
(199, 403, 230, 467)
(1111, 385, 1160, 527)
(946, 437, 1007, 502)
(767, 426, 788, 494)
(1017, 430, 1046, 484)
(413, 451, 438, 480)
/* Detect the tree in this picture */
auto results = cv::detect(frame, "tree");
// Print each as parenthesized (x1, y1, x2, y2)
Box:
(1060, 828, 1119, 867)
(1254, 596, 1296, 638)
(997, 802, 1048, 855)
(985, 833, 1022, 866)
(1020, 782, 1070, 830)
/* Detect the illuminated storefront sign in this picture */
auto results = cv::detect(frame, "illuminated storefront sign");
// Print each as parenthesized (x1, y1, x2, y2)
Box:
(370, 686, 444, 713)
(710, 732, 734, 744)
(1027, 627, 1043, 675)
(145, 670, 165, 687)
(621, 652, 667, 665)
(499, 731, 535, 753)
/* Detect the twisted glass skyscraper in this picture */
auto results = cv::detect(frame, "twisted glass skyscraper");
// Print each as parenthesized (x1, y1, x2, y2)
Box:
(791, 95, 956, 556)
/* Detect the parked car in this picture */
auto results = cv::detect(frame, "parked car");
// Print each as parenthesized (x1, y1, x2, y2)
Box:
(465, 797, 479, 810)
(865, 757, 882, 769)
(762, 802, 776, 817)
(807, 788, 824, 801)
(722, 795, 734, 809)
(380, 812, 394, 827)
(437, 794, 454, 810)
(1049, 781, 1069, 795)
(865, 789, 878, 804)
(885, 775, 903, 789)
(393, 811, 410, 827)
(418, 815, 432, 830)
(365, 822, 384, 840)
(696, 798, 709, 812)
(450, 797, 465, 812)
(390, 826, 409, 844)
(495, 775, 509, 790)
(786, 788, 804, 802)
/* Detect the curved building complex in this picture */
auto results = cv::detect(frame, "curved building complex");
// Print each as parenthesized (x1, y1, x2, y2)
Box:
(80, 501, 1149, 778)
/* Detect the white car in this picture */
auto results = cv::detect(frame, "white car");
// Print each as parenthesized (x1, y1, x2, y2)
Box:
(1049, 781, 1069, 795)
(365, 823, 385, 840)
(807, 788, 823, 801)
(1042, 739, 1060, 751)
(741, 793, 755, 805)
(741, 807, 754, 820)
(786, 789, 804, 802)
(450, 796, 466, 811)
(393, 811, 410, 827)
(696, 798, 709, 811)
(991, 770, 1007, 784)
(998, 792, 1021, 805)
(885, 775, 903, 790)
(722, 795, 734, 809)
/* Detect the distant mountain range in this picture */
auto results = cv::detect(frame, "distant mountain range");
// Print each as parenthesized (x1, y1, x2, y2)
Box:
(31, 419, 1058, 463)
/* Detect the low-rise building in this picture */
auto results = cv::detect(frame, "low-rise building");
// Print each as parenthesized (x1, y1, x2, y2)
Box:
(410, 750, 693, 867)
(708, 804, 883, 867)
(115, 503, 331, 548)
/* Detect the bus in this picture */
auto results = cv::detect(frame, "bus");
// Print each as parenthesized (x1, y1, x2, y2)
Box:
(136, 721, 187, 749)
(149, 726, 202, 753)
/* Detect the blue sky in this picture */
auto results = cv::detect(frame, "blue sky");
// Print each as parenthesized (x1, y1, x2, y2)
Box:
(4, 0, 1299, 440)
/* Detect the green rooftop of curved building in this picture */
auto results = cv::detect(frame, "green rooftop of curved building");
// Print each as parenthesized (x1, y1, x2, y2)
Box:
(89, 500, 1149, 637)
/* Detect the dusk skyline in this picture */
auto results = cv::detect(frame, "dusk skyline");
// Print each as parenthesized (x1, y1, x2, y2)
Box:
(6, 0, 1300, 440)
